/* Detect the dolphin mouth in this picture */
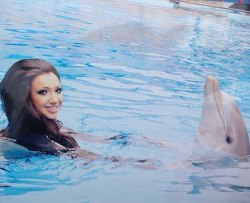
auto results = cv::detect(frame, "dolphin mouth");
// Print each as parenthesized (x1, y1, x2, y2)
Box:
(205, 76, 225, 130)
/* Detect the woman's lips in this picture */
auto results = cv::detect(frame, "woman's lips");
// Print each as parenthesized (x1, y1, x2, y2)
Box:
(46, 105, 59, 113)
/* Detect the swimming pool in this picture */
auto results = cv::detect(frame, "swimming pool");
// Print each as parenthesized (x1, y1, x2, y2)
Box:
(0, 0, 250, 202)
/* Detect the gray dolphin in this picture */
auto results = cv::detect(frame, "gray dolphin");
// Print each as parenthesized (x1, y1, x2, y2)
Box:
(197, 76, 250, 157)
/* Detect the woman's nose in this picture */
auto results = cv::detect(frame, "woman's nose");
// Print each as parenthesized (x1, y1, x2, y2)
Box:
(49, 92, 59, 103)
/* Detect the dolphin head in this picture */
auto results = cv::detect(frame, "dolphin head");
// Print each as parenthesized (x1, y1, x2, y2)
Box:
(197, 76, 250, 157)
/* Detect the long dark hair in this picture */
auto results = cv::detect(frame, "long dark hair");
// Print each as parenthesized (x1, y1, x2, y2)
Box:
(0, 59, 78, 149)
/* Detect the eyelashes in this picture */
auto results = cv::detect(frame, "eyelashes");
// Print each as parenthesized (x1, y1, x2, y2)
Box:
(37, 87, 63, 95)
(56, 87, 62, 94)
(37, 89, 48, 95)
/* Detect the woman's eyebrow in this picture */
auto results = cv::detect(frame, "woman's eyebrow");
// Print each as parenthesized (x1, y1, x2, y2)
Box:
(35, 87, 50, 90)
(36, 85, 61, 90)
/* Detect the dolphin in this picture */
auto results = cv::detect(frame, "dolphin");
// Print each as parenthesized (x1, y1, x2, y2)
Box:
(197, 76, 250, 157)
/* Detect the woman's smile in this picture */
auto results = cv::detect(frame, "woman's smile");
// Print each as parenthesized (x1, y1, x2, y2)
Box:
(46, 105, 59, 113)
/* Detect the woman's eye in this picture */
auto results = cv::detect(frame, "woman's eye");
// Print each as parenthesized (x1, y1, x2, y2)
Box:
(56, 88, 62, 94)
(37, 90, 48, 95)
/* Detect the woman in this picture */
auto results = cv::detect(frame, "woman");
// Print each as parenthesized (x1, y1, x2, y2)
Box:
(0, 59, 79, 154)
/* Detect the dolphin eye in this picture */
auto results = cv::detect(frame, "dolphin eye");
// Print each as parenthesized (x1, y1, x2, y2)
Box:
(226, 136, 233, 144)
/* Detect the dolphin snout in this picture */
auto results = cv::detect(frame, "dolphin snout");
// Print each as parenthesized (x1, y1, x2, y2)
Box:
(204, 76, 220, 96)
(206, 75, 217, 82)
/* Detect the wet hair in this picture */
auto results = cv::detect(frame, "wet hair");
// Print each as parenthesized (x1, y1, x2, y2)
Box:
(0, 59, 79, 151)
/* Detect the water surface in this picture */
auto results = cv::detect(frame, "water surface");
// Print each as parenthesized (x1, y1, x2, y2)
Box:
(0, 0, 250, 202)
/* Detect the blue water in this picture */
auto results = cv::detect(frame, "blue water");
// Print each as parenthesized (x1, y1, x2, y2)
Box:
(0, 0, 250, 202)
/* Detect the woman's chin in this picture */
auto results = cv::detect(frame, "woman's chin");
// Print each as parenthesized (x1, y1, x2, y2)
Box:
(43, 113, 58, 120)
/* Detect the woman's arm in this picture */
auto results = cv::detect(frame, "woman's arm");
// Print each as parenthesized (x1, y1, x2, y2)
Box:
(60, 127, 109, 144)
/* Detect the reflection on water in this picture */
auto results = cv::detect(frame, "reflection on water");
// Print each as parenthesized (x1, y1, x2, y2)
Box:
(0, 0, 250, 202)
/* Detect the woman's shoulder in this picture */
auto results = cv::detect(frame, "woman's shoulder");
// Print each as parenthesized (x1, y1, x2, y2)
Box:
(0, 136, 37, 159)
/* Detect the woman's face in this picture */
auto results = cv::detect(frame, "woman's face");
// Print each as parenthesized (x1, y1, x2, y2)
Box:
(30, 72, 63, 119)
